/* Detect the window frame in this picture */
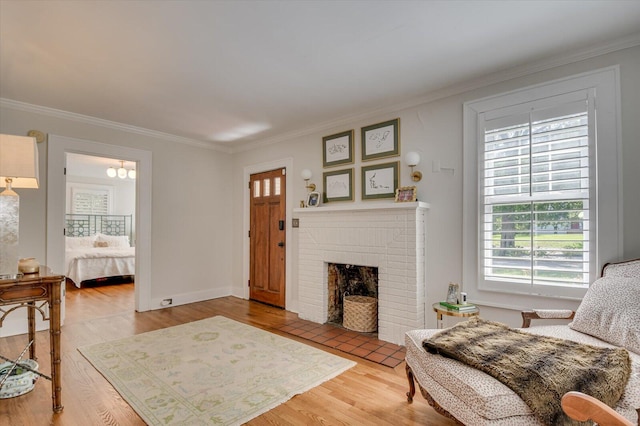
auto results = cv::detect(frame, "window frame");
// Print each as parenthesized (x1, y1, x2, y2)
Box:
(463, 66, 622, 305)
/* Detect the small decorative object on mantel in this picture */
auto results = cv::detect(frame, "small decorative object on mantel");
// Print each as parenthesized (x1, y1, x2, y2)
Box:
(306, 191, 321, 207)
(323, 130, 354, 168)
(394, 186, 417, 203)
(18, 258, 40, 274)
(361, 118, 400, 161)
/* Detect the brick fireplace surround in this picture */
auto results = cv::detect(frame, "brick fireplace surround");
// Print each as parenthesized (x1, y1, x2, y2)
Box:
(294, 202, 429, 345)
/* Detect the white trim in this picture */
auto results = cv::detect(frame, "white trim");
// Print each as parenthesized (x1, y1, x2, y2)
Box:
(462, 66, 622, 310)
(46, 135, 153, 316)
(241, 158, 295, 312)
(0, 98, 230, 153)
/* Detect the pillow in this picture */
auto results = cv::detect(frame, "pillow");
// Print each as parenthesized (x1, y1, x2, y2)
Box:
(601, 258, 640, 278)
(95, 233, 130, 248)
(65, 236, 96, 250)
(94, 241, 109, 248)
(570, 276, 640, 354)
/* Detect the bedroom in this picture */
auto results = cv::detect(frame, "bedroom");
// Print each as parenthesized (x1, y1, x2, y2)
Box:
(1, 1, 640, 424)
(64, 153, 136, 290)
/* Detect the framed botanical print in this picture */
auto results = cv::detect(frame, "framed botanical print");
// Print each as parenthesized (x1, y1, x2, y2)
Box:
(361, 118, 399, 161)
(323, 168, 354, 202)
(361, 161, 399, 200)
(323, 130, 354, 168)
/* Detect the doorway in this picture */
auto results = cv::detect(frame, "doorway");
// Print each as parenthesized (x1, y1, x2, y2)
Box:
(250, 168, 286, 307)
(64, 153, 136, 292)
(46, 134, 152, 320)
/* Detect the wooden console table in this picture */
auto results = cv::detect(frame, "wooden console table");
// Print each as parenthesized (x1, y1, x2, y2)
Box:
(0, 267, 64, 412)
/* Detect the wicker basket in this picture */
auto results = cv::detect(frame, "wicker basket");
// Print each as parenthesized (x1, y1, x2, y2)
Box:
(343, 295, 377, 332)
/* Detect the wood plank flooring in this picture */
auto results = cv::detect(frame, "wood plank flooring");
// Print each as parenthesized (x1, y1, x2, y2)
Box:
(0, 283, 456, 426)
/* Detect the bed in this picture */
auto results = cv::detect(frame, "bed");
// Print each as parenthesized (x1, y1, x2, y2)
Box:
(65, 214, 135, 288)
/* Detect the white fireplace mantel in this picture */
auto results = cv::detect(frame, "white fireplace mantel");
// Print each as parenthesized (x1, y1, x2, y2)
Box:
(294, 201, 429, 345)
(294, 201, 430, 214)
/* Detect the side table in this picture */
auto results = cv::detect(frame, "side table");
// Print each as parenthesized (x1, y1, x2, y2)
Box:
(0, 267, 64, 412)
(432, 302, 479, 329)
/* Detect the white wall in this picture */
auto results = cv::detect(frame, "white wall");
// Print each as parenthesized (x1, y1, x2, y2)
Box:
(0, 108, 235, 309)
(231, 45, 640, 329)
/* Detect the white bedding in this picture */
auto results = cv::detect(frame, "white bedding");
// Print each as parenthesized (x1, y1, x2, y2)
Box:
(65, 246, 135, 287)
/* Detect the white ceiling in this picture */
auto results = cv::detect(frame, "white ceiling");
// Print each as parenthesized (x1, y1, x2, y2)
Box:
(2, 1, 640, 152)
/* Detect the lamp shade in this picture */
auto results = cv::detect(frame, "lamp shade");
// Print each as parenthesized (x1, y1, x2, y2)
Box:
(405, 151, 421, 167)
(0, 134, 39, 189)
(301, 169, 312, 180)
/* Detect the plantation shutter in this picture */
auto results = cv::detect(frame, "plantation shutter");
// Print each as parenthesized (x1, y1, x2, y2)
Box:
(71, 188, 110, 215)
(479, 90, 594, 291)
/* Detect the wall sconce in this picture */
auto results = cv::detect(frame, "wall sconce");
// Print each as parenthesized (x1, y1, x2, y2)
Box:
(405, 151, 422, 182)
(300, 169, 316, 192)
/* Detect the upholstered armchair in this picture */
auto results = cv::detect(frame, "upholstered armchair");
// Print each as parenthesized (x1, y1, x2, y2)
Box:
(405, 259, 640, 425)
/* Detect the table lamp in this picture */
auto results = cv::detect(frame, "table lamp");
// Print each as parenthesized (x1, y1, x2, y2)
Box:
(0, 134, 39, 278)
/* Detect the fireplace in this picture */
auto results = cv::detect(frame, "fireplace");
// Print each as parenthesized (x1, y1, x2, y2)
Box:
(294, 202, 429, 345)
(327, 263, 378, 328)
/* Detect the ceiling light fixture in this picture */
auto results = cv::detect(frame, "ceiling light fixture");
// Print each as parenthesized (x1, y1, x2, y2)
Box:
(107, 160, 135, 179)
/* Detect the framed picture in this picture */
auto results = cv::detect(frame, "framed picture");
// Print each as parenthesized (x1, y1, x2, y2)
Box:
(323, 130, 354, 168)
(395, 186, 417, 203)
(306, 191, 321, 207)
(323, 168, 353, 202)
(361, 161, 399, 200)
(361, 118, 399, 161)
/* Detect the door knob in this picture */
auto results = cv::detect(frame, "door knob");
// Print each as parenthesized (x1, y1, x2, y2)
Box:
(278, 241, 285, 247)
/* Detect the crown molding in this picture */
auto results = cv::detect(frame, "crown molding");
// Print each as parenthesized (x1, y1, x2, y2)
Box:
(0, 98, 233, 154)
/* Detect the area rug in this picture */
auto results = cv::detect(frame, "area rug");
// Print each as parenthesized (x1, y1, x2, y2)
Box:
(78, 316, 356, 425)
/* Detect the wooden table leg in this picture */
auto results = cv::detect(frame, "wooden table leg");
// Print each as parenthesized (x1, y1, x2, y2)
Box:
(27, 301, 36, 360)
(49, 280, 63, 413)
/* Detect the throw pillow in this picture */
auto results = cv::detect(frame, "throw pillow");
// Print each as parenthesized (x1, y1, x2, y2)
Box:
(94, 241, 109, 248)
(95, 233, 130, 248)
(65, 236, 96, 250)
(570, 276, 640, 354)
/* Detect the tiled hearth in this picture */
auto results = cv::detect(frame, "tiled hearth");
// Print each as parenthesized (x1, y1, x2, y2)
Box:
(294, 202, 429, 345)
(276, 317, 405, 368)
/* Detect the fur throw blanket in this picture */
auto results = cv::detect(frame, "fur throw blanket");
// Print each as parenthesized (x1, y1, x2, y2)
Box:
(423, 318, 631, 426)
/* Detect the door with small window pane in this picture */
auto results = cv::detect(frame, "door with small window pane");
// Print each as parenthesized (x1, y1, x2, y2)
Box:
(250, 168, 286, 307)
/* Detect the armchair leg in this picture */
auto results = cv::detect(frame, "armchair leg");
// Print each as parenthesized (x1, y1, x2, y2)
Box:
(405, 363, 416, 403)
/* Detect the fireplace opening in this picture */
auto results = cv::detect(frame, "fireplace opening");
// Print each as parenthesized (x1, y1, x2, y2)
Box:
(327, 263, 378, 332)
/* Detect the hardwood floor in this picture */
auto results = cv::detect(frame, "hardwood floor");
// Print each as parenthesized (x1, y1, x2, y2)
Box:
(0, 282, 456, 426)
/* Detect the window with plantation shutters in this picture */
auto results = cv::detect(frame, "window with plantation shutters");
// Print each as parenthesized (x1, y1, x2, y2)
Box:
(463, 67, 621, 302)
(482, 98, 591, 290)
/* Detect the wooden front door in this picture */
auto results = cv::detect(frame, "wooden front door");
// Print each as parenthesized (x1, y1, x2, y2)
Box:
(249, 168, 286, 307)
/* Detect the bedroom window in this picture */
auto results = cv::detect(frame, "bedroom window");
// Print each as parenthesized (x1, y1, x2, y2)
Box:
(463, 67, 621, 301)
(71, 187, 111, 215)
